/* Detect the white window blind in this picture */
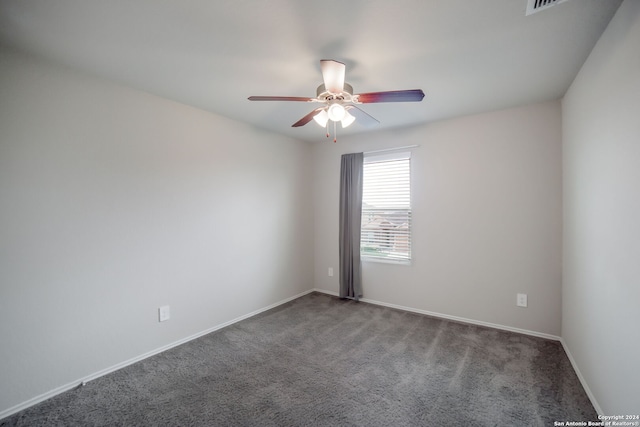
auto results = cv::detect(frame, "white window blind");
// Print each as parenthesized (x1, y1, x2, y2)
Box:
(361, 152, 411, 262)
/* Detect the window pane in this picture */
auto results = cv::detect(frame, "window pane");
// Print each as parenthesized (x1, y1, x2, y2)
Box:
(361, 157, 411, 262)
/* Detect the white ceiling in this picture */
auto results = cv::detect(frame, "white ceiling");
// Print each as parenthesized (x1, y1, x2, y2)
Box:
(0, 0, 623, 142)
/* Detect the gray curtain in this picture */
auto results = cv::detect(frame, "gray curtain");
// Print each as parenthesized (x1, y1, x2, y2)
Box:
(339, 152, 364, 300)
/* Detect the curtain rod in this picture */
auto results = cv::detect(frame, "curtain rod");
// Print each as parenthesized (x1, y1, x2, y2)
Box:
(363, 145, 419, 155)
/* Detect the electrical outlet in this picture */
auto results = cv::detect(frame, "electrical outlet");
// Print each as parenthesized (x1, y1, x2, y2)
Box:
(158, 305, 170, 322)
(516, 294, 528, 308)
(328, 267, 334, 277)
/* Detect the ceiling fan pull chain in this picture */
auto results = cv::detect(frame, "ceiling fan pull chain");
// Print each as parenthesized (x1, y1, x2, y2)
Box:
(334, 121, 337, 143)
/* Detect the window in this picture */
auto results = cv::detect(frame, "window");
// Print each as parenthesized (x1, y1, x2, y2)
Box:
(360, 152, 411, 262)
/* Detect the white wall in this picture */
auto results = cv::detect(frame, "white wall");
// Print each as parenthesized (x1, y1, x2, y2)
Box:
(0, 48, 314, 415)
(313, 101, 562, 336)
(562, 0, 640, 414)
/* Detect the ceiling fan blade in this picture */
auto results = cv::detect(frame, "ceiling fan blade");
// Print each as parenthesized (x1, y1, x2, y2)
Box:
(356, 89, 425, 103)
(248, 96, 313, 102)
(320, 60, 345, 93)
(345, 105, 379, 127)
(292, 108, 325, 127)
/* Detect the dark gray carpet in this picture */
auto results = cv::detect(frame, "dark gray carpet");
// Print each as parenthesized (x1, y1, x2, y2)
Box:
(2, 292, 597, 426)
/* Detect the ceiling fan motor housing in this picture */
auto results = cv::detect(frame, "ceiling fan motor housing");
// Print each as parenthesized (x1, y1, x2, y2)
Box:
(316, 83, 354, 103)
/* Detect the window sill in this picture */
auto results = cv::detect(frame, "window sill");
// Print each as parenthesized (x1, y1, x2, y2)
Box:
(361, 256, 411, 266)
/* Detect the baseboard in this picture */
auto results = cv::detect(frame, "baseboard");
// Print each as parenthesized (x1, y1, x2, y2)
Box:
(560, 338, 603, 415)
(0, 289, 315, 421)
(312, 288, 561, 341)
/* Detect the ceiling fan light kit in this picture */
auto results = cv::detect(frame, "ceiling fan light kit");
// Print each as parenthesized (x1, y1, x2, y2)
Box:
(327, 103, 346, 122)
(248, 60, 425, 142)
(341, 110, 356, 128)
(313, 109, 329, 127)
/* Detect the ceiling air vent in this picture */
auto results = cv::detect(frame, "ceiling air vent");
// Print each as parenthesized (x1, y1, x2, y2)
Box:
(526, 0, 570, 16)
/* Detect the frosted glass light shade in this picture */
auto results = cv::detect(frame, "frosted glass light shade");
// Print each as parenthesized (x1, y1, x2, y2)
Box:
(327, 104, 346, 121)
(341, 110, 355, 128)
(313, 109, 329, 127)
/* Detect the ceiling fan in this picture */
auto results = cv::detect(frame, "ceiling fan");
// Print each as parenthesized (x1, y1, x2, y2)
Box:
(248, 60, 425, 141)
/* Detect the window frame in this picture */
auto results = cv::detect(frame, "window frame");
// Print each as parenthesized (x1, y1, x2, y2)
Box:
(360, 151, 412, 265)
